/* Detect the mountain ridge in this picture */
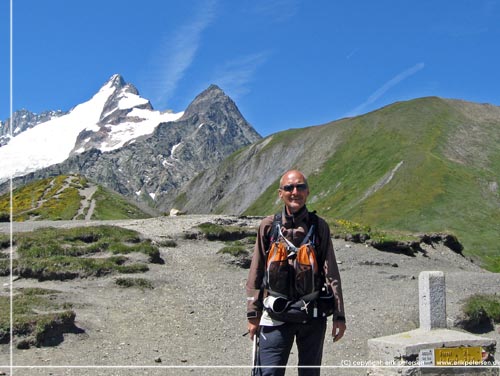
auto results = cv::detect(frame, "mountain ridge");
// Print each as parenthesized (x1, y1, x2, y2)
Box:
(0, 75, 261, 211)
(171, 96, 500, 270)
(2, 84, 499, 270)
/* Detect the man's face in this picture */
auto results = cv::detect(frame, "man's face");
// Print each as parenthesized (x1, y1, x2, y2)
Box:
(278, 172, 309, 214)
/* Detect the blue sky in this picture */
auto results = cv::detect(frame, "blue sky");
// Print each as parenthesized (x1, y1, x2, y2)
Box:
(1, 0, 499, 136)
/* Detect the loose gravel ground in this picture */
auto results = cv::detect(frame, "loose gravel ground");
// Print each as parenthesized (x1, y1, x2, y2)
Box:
(0, 216, 499, 376)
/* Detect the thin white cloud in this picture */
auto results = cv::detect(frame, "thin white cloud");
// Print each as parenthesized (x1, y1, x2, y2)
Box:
(211, 52, 269, 99)
(346, 62, 425, 117)
(147, 1, 217, 107)
(252, 0, 300, 23)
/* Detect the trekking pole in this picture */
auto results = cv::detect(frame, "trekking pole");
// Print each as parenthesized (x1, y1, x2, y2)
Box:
(251, 329, 260, 376)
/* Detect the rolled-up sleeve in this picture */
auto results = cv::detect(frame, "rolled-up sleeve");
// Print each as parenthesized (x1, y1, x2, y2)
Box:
(245, 216, 273, 317)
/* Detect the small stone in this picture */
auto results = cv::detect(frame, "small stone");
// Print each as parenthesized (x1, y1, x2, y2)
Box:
(154, 357, 162, 363)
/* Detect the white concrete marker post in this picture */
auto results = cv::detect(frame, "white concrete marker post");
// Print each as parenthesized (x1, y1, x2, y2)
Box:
(418, 271, 447, 331)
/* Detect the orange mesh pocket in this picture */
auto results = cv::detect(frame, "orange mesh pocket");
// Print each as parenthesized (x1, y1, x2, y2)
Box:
(295, 245, 318, 296)
(266, 243, 290, 296)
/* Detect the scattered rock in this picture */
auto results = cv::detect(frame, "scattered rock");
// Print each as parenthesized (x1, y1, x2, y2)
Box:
(358, 261, 398, 267)
(169, 208, 186, 216)
(419, 233, 464, 254)
(344, 233, 370, 243)
(367, 239, 423, 257)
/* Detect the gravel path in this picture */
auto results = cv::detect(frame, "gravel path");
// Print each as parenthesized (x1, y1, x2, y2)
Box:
(1, 216, 499, 376)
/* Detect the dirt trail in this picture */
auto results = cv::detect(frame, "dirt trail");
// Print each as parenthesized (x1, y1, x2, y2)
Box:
(0, 216, 499, 376)
(73, 185, 98, 220)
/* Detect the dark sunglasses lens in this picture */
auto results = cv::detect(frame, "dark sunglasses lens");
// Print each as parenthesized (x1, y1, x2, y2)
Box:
(283, 184, 307, 192)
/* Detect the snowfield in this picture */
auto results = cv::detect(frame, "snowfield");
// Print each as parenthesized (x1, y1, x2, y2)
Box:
(0, 75, 183, 183)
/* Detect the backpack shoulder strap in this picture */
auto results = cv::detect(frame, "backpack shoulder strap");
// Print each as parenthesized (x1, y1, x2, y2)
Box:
(307, 211, 319, 245)
(308, 211, 330, 277)
(268, 213, 282, 244)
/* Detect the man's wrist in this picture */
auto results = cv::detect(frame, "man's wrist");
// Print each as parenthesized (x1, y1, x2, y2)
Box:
(247, 311, 260, 319)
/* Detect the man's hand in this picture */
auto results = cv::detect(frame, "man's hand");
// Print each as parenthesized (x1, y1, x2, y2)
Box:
(247, 318, 260, 340)
(332, 320, 346, 342)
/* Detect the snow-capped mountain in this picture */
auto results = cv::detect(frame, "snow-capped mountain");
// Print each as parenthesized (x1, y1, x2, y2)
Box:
(0, 74, 183, 183)
(1, 74, 262, 211)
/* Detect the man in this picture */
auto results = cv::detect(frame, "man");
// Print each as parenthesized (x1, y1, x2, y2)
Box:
(246, 170, 346, 376)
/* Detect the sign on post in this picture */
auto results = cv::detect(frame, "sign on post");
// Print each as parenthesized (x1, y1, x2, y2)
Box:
(419, 347, 483, 367)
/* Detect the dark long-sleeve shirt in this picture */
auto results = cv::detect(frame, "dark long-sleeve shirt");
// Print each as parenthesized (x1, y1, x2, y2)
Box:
(246, 206, 345, 322)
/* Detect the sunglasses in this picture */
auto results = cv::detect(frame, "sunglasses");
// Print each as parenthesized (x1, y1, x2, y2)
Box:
(280, 183, 308, 192)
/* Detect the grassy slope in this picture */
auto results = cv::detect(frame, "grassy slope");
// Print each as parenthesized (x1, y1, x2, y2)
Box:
(244, 98, 500, 271)
(90, 186, 151, 220)
(0, 175, 85, 221)
(0, 175, 151, 221)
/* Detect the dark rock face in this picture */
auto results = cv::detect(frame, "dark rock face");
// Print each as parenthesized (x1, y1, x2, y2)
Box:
(98, 75, 153, 125)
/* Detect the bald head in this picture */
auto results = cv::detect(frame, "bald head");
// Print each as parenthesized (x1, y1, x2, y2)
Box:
(279, 170, 308, 188)
(278, 170, 309, 214)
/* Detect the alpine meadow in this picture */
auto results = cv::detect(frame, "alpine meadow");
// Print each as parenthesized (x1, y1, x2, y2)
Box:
(176, 97, 500, 272)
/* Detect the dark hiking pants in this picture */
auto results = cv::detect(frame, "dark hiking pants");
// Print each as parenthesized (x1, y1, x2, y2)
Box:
(256, 317, 327, 376)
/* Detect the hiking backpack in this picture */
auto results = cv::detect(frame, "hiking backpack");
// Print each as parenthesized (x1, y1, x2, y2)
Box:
(262, 212, 336, 322)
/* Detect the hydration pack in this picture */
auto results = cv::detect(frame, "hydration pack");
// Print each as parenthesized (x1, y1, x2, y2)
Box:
(263, 212, 326, 322)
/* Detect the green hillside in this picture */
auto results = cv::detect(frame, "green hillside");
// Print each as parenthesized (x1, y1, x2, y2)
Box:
(244, 98, 500, 271)
(0, 175, 151, 221)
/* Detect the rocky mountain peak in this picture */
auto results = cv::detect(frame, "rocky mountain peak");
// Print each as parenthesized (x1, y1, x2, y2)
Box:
(98, 75, 152, 125)
(182, 84, 231, 119)
(106, 74, 127, 90)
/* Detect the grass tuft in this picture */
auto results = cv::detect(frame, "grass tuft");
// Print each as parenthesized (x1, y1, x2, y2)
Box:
(217, 245, 249, 257)
(0, 288, 76, 348)
(462, 294, 500, 325)
(115, 277, 154, 290)
(197, 222, 256, 241)
(4, 225, 160, 281)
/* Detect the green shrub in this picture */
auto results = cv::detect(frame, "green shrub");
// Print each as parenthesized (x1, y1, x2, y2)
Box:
(0, 259, 10, 276)
(0, 234, 10, 249)
(0, 211, 9, 222)
(462, 294, 500, 325)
